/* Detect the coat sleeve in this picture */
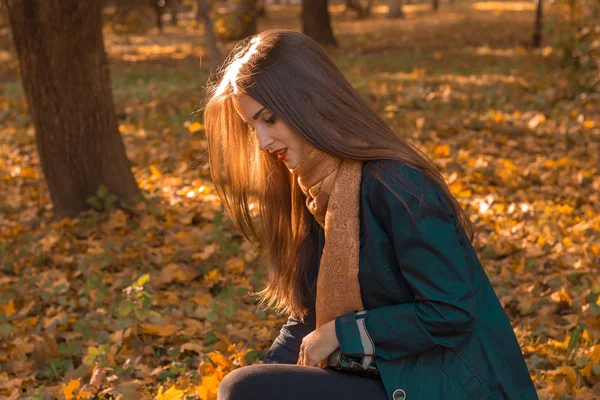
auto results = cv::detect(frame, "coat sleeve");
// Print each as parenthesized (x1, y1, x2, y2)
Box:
(264, 307, 316, 364)
(334, 163, 476, 362)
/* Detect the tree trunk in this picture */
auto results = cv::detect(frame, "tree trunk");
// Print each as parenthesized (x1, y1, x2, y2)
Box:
(236, 0, 258, 39)
(257, 0, 267, 17)
(388, 0, 404, 18)
(154, 0, 164, 32)
(169, 0, 180, 25)
(532, 0, 543, 48)
(301, 0, 337, 46)
(432, 0, 439, 11)
(197, 0, 225, 71)
(345, 0, 371, 18)
(2, 0, 142, 217)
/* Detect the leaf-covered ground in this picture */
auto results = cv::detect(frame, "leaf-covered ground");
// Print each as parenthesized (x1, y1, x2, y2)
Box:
(1, 2, 599, 399)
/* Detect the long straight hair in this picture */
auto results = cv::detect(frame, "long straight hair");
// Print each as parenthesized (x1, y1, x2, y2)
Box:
(202, 29, 473, 319)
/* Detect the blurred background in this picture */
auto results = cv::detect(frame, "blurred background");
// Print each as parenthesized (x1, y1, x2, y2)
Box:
(0, 0, 599, 399)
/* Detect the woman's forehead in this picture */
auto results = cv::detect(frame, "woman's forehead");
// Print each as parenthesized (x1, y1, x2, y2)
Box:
(233, 95, 266, 121)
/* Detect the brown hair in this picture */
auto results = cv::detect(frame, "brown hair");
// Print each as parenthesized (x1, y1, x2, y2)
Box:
(202, 29, 473, 319)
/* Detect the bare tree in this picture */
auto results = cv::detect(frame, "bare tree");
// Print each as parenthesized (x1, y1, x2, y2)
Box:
(532, 0, 543, 48)
(345, 0, 372, 18)
(2, 0, 142, 217)
(236, 0, 259, 39)
(388, 0, 404, 18)
(169, 0, 180, 25)
(197, 0, 225, 71)
(258, 0, 267, 17)
(302, 0, 337, 46)
(154, 0, 165, 31)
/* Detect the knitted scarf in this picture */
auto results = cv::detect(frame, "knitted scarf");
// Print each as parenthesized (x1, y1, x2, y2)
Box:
(290, 142, 365, 353)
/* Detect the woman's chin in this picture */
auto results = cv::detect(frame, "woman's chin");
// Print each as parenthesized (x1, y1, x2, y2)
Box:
(285, 159, 298, 169)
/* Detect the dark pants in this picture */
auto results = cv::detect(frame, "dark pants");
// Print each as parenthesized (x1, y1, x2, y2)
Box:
(217, 364, 388, 400)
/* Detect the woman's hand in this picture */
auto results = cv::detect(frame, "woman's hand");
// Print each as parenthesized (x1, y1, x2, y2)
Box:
(298, 319, 339, 367)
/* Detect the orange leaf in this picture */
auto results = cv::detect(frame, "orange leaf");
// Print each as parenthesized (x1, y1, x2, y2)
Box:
(62, 379, 80, 400)
(581, 345, 600, 379)
(188, 122, 204, 133)
(208, 351, 233, 369)
(194, 373, 221, 400)
(155, 385, 185, 400)
(149, 165, 163, 179)
(140, 323, 180, 337)
(225, 257, 245, 275)
(0, 300, 16, 317)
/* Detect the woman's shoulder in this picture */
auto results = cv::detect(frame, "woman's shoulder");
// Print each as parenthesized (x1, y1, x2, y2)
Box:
(361, 159, 429, 190)
(360, 159, 446, 213)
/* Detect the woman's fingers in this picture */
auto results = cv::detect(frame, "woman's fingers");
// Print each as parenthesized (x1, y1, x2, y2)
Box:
(299, 345, 312, 366)
(299, 346, 319, 367)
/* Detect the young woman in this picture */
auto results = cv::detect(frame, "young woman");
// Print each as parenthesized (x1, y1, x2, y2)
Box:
(203, 29, 538, 400)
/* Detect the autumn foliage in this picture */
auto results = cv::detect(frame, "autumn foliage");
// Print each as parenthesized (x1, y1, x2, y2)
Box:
(0, 2, 599, 399)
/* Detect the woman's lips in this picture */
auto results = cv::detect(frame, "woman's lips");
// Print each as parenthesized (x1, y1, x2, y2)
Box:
(277, 149, 288, 161)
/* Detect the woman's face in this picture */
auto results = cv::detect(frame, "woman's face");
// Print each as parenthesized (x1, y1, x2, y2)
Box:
(233, 95, 305, 169)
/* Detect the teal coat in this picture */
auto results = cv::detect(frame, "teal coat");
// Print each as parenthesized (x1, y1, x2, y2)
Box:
(264, 160, 538, 400)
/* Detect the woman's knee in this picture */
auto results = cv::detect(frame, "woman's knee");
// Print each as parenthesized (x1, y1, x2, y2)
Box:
(217, 365, 269, 400)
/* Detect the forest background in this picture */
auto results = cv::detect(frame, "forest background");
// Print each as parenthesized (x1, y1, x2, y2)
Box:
(0, 0, 599, 399)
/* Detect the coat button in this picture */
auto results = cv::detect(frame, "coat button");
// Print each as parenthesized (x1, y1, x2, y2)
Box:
(392, 389, 406, 400)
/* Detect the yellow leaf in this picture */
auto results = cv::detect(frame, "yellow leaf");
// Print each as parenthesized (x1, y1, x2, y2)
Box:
(193, 244, 217, 261)
(541, 46, 553, 57)
(209, 351, 233, 369)
(583, 120, 595, 128)
(108, 209, 128, 230)
(180, 342, 205, 354)
(159, 263, 200, 284)
(581, 345, 600, 379)
(527, 113, 546, 129)
(62, 379, 80, 400)
(554, 365, 577, 386)
(140, 323, 180, 337)
(537, 235, 546, 246)
(149, 165, 163, 179)
(415, 117, 425, 129)
(203, 269, 225, 288)
(194, 373, 221, 400)
(225, 257, 246, 275)
(40, 233, 60, 251)
(156, 385, 185, 400)
(433, 145, 450, 158)
(191, 293, 213, 306)
(0, 300, 16, 317)
(20, 167, 37, 178)
(188, 122, 204, 133)
(77, 390, 93, 399)
(139, 214, 158, 231)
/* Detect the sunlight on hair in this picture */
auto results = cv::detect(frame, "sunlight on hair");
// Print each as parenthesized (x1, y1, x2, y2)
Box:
(215, 36, 262, 97)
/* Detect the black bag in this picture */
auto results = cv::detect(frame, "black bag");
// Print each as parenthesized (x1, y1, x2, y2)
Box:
(325, 348, 380, 379)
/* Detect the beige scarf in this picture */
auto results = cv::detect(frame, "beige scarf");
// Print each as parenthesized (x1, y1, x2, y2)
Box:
(290, 142, 365, 361)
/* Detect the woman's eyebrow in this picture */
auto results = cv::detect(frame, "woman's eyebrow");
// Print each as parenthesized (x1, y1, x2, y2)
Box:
(252, 107, 267, 120)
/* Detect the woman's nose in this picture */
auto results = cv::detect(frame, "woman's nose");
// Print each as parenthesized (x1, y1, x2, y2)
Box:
(256, 129, 274, 151)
